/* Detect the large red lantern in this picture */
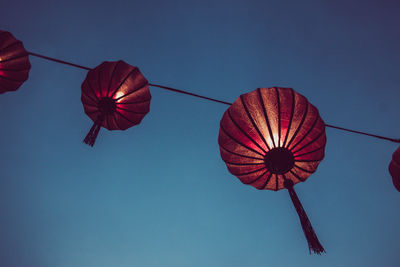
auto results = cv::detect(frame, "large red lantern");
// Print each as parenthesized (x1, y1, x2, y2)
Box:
(0, 30, 31, 94)
(219, 87, 326, 254)
(388, 146, 400, 192)
(81, 60, 151, 146)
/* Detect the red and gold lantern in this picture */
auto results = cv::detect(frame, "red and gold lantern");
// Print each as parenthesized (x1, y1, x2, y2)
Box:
(219, 87, 326, 254)
(81, 60, 151, 146)
(388, 146, 400, 192)
(0, 30, 31, 94)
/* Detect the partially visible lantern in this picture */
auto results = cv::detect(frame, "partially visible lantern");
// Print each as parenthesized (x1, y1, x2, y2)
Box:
(0, 30, 31, 94)
(81, 60, 151, 146)
(219, 87, 326, 254)
(388, 146, 400, 192)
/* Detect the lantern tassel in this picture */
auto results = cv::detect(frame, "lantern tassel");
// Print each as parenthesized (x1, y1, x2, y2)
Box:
(284, 179, 325, 254)
(83, 115, 104, 147)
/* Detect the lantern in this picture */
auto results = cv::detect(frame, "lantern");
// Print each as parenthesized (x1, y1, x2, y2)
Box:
(0, 30, 31, 94)
(81, 60, 151, 146)
(388, 146, 400, 192)
(219, 87, 326, 254)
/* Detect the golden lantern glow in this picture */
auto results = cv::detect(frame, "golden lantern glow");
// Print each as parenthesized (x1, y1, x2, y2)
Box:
(218, 87, 326, 254)
(389, 146, 400, 192)
(0, 30, 31, 93)
(81, 60, 151, 146)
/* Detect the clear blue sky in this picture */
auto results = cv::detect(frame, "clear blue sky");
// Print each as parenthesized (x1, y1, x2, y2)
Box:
(1, 0, 400, 266)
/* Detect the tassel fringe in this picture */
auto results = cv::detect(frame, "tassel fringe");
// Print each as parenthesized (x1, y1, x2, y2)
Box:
(284, 179, 325, 254)
(83, 115, 104, 147)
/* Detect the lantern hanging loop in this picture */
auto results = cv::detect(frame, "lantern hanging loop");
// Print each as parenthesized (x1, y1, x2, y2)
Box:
(27, 51, 400, 144)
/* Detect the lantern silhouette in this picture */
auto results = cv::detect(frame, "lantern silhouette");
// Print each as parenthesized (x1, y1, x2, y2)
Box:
(0, 30, 31, 94)
(219, 87, 326, 254)
(388, 146, 400, 192)
(81, 60, 151, 146)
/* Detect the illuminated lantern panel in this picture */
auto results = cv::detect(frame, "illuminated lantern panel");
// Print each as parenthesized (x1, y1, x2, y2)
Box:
(219, 87, 326, 190)
(0, 30, 31, 94)
(388, 146, 400, 192)
(81, 60, 151, 146)
(219, 87, 326, 254)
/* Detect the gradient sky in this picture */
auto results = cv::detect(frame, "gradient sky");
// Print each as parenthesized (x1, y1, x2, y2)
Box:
(1, 0, 400, 266)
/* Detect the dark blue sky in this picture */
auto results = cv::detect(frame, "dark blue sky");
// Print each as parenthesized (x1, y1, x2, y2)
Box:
(2, 0, 400, 266)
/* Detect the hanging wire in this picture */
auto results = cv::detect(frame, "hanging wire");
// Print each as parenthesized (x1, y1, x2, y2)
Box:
(324, 124, 400, 143)
(28, 51, 400, 144)
(148, 83, 232, 105)
(28, 52, 91, 71)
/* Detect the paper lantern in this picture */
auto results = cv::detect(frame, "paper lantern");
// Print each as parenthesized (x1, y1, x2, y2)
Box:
(0, 30, 31, 94)
(81, 60, 151, 146)
(388, 146, 400, 192)
(219, 87, 326, 254)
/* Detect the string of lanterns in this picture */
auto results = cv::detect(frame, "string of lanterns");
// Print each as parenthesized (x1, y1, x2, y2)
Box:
(1, 29, 399, 254)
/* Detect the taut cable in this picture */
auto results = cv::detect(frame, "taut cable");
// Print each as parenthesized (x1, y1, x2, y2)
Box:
(27, 51, 400, 143)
